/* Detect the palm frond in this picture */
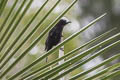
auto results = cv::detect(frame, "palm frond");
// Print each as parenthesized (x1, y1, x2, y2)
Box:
(0, 0, 119, 80)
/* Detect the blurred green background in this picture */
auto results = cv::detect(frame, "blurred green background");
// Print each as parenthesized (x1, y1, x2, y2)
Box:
(0, 0, 120, 80)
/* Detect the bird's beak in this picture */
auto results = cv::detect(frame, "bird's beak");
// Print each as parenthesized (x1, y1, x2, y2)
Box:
(67, 21, 71, 24)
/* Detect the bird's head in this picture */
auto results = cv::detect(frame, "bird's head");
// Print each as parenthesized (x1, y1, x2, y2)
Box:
(59, 17, 71, 26)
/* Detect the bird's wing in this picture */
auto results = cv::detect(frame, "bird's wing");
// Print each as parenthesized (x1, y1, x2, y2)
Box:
(49, 26, 57, 36)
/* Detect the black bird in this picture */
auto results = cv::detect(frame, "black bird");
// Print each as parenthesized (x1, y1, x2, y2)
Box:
(45, 17, 71, 62)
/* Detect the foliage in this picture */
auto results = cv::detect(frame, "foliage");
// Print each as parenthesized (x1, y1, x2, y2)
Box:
(0, 0, 120, 80)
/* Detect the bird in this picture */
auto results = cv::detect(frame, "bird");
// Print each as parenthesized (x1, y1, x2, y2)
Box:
(45, 17, 71, 62)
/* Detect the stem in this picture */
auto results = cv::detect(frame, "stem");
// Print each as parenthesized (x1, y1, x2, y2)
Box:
(59, 35, 65, 80)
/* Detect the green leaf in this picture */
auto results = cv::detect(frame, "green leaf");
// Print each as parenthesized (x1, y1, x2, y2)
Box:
(9, 13, 106, 80)
(0, 0, 18, 33)
(0, 0, 8, 16)
(0, 0, 27, 48)
(20, 28, 116, 80)
(0, 0, 49, 67)
(70, 53, 120, 80)
(101, 70, 120, 80)
(0, 0, 119, 80)
(42, 40, 120, 79)
(0, 0, 33, 53)
(0, 0, 78, 79)
(0, 0, 59, 67)
(84, 62, 120, 80)
(30, 32, 120, 79)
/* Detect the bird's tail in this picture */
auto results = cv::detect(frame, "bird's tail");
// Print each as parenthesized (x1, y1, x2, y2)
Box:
(45, 46, 51, 62)
(45, 49, 48, 63)
(45, 47, 51, 63)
